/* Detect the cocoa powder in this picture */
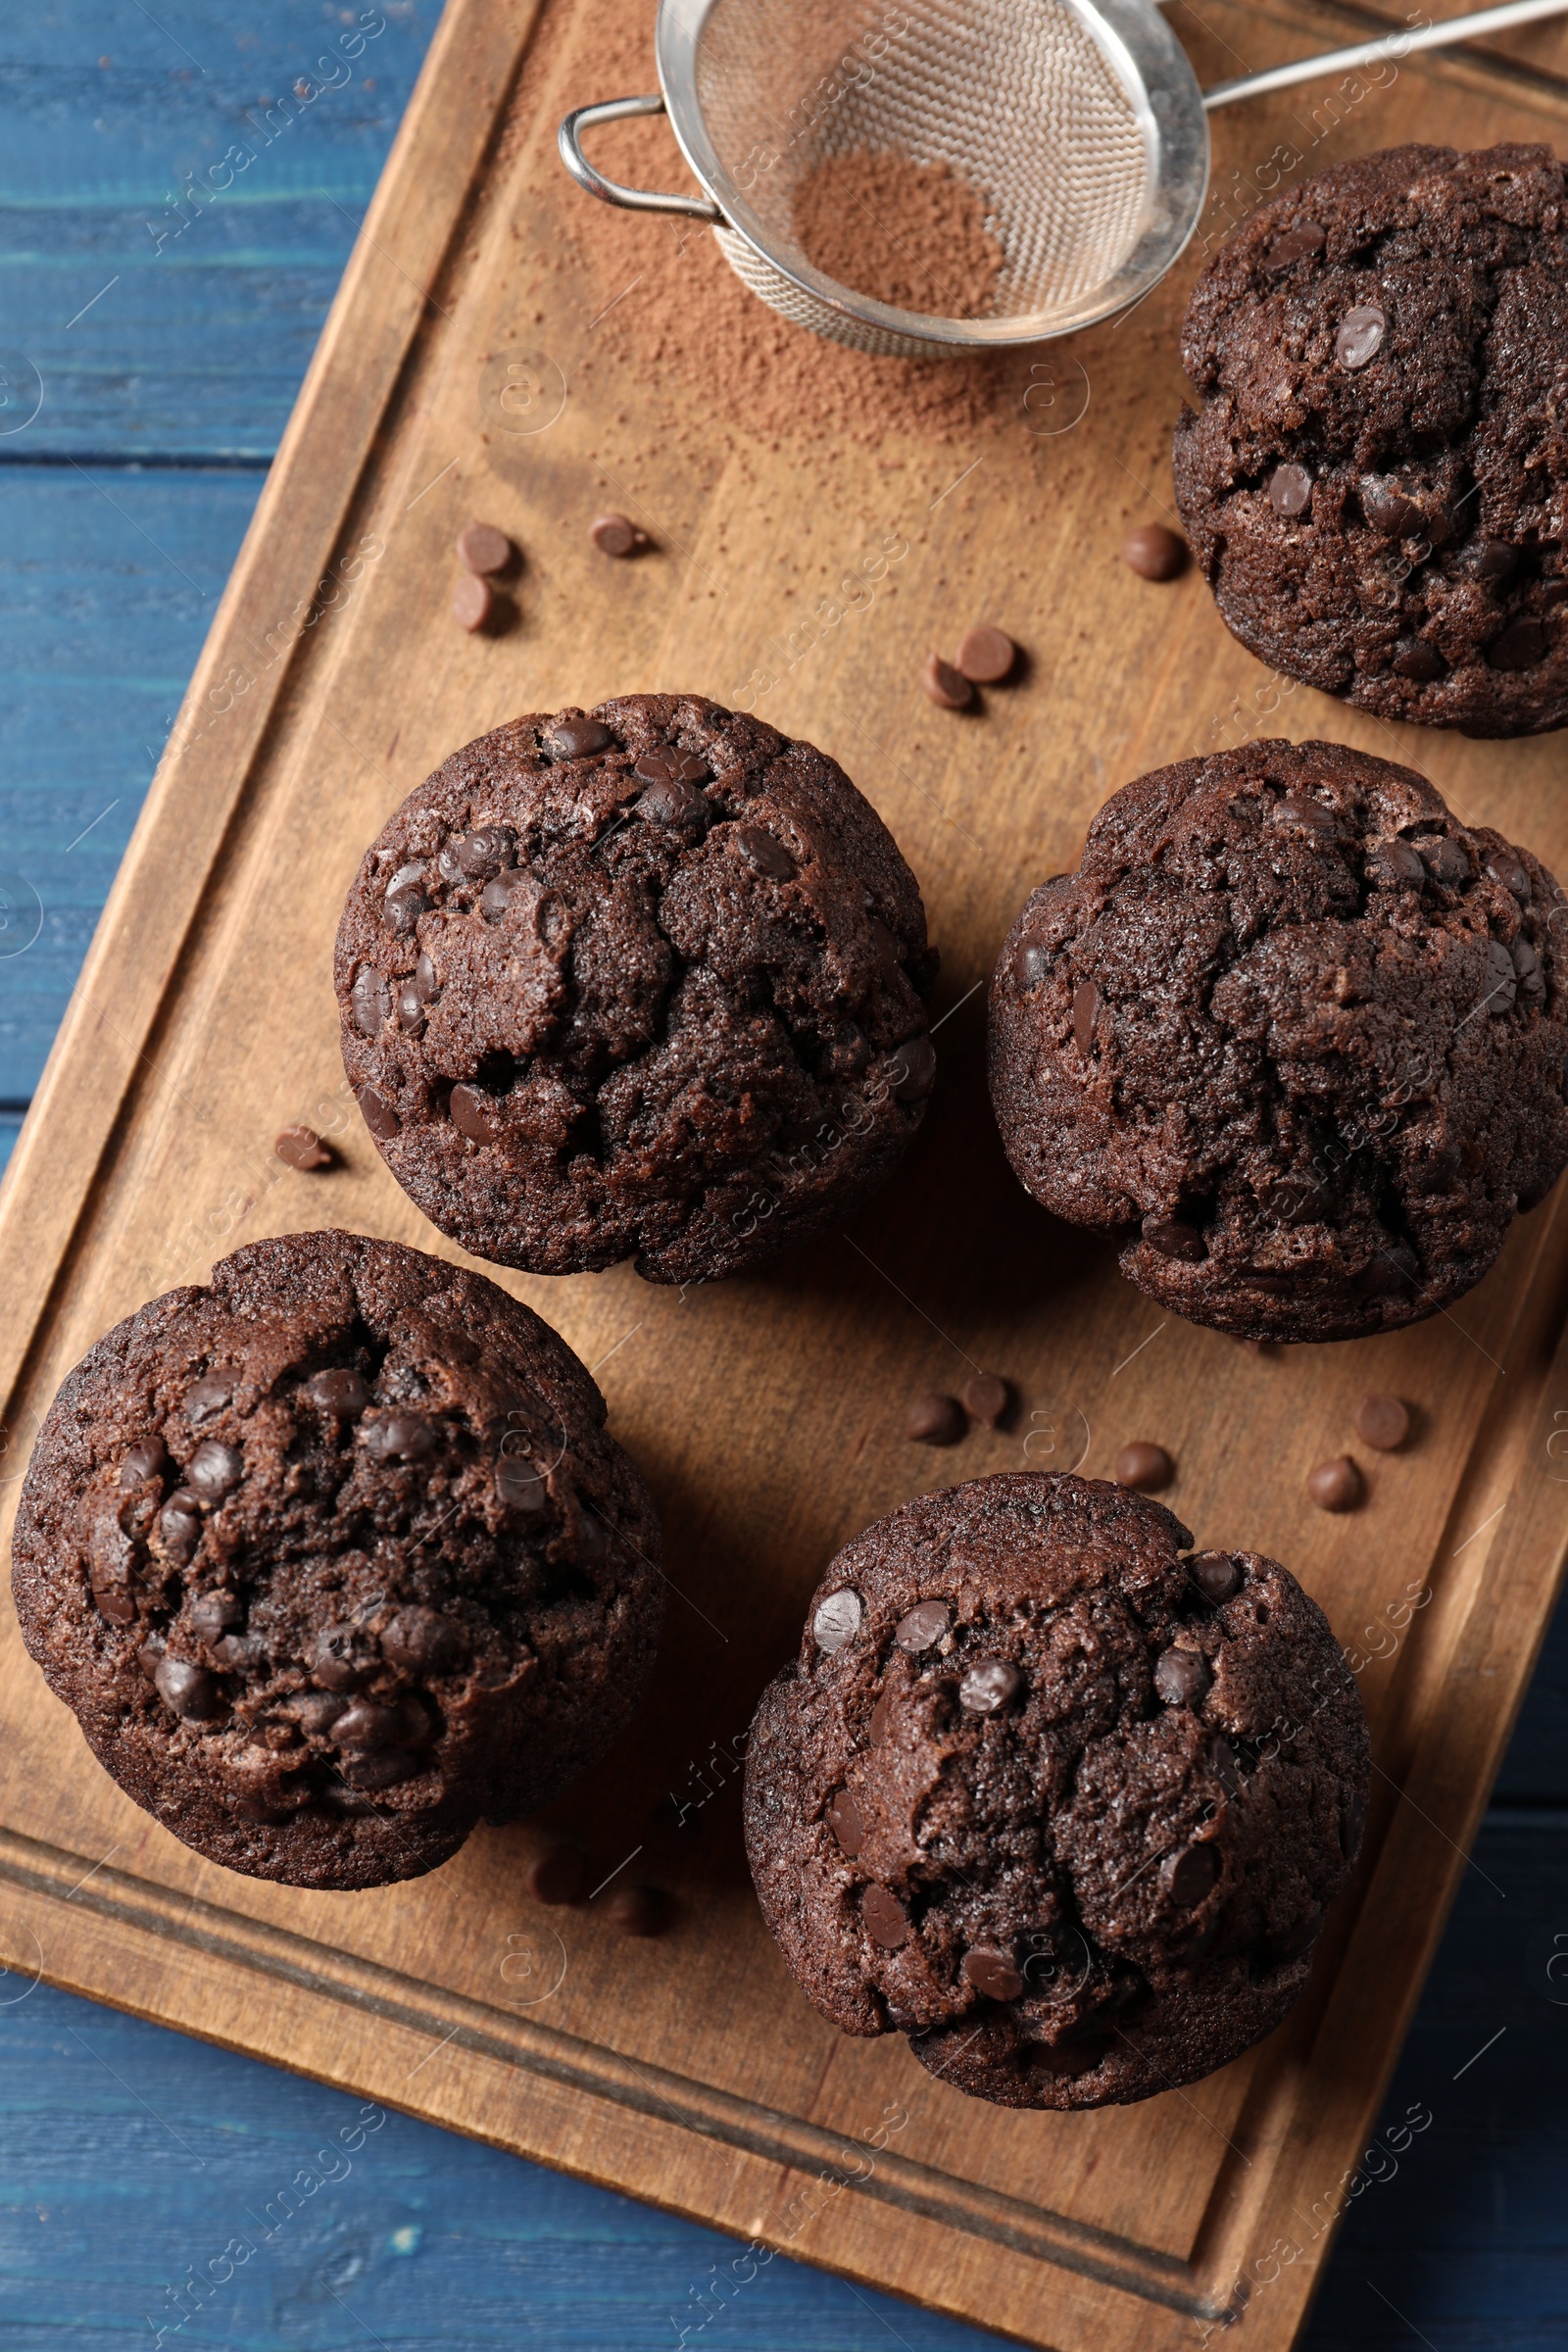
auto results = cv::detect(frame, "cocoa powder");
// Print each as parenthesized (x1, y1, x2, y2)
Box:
(791, 150, 1004, 319)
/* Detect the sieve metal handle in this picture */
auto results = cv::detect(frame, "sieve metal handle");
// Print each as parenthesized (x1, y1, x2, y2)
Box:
(558, 94, 722, 220)
(1203, 0, 1568, 108)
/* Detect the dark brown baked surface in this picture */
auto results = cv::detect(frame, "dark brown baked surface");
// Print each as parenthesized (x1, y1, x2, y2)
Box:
(1173, 143, 1568, 737)
(989, 739, 1568, 1342)
(743, 1474, 1370, 2110)
(10, 1230, 663, 1889)
(333, 695, 937, 1283)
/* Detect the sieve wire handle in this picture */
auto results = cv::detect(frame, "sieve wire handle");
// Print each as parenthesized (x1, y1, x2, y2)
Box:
(559, 95, 722, 220)
(1203, 0, 1568, 106)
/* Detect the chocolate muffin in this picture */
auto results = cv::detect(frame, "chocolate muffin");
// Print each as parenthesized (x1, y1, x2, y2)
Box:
(990, 740, 1568, 1342)
(744, 1474, 1369, 2109)
(11, 1230, 663, 1889)
(1173, 144, 1568, 736)
(334, 695, 938, 1283)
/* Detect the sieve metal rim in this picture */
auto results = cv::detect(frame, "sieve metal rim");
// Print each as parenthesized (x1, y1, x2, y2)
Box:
(623, 0, 1211, 350)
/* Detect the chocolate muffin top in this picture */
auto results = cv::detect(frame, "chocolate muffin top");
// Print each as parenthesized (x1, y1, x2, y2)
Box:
(10, 1231, 663, 1889)
(743, 1474, 1370, 2110)
(990, 740, 1568, 1342)
(1173, 143, 1568, 736)
(334, 695, 937, 1284)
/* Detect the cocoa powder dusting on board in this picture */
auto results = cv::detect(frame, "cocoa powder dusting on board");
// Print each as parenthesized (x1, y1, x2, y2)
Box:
(791, 151, 1004, 319)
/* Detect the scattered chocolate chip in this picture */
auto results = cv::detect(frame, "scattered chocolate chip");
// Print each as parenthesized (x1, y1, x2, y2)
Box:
(1163, 1841, 1220, 1906)
(590, 512, 647, 558)
(1153, 1645, 1211, 1707)
(450, 1082, 504, 1144)
(862, 1884, 909, 1948)
(955, 625, 1016, 684)
(1486, 937, 1519, 1011)
(890, 1034, 937, 1102)
(1354, 1392, 1409, 1450)
(312, 1622, 376, 1691)
(959, 1657, 1021, 1713)
(364, 1412, 437, 1464)
(456, 521, 514, 576)
(813, 1590, 862, 1652)
(1359, 1244, 1419, 1297)
(827, 1788, 865, 1856)
(1143, 1216, 1205, 1262)
(342, 1748, 419, 1790)
(452, 572, 495, 633)
(351, 966, 390, 1038)
(1415, 835, 1469, 885)
(496, 1451, 549, 1511)
(1114, 1442, 1173, 1493)
(921, 653, 974, 710)
(184, 1374, 232, 1425)
(159, 1494, 202, 1561)
(357, 1083, 400, 1140)
(455, 827, 515, 879)
(1359, 476, 1423, 539)
(187, 1590, 242, 1642)
(120, 1435, 167, 1489)
(1121, 522, 1188, 581)
(1306, 1454, 1362, 1512)
(1465, 538, 1520, 582)
(1275, 791, 1339, 835)
(478, 874, 518, 923)
(1270, 1175, 1330, 1226)
(1365, 837, 1426, 888)
(906, 1393, 964, 1447)
(960, 1372, 1010, 1427)
(895, 1599, 951, 1652)
(1011, 936, 1049, 991)
(1262, 220, 1324, 270)
(1336, 303, 1387, 368)
(546, 716, 612, 759)
(1072, 979, 1098, 1054)
(637, 776, 707, 831)
(605, 1882, 667, 1936)
(1488, 616, 1548, 671)
(734, 824, 797, 879)
(306, 1368, 369, 1420)
(1208, 1736, 1243, 1798)
(1486, 850, 1531, 900)
(155, 1656, 222, 1720)
(214, 1634, 267, 1671)
(963, 1947, 1024, 2000)
(186, 1441, 242, 1500)
(1392, 637, 1446, 683)
(275, 1124, 333, 1171)
(868, 1692, 892, 1746)
(1269, 463, 1312, 518)
(1188, 1550, 1242, 1603)
(333, 1699, 402, 1750)
(528, 1844, 587, 1904)
(633, 751, 706, 786)
(1514, 938, 1544, 997)
(381, 1605, 466, 1674)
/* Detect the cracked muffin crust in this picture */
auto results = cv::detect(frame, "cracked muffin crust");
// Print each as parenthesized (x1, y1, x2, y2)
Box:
(1173, 144, 1568, 736)
(743, 1474, 1370, 2109)
(334, 695, 938, 1284)
(11, 1231, 663, 1889)
(989, 740, 1568, 1342)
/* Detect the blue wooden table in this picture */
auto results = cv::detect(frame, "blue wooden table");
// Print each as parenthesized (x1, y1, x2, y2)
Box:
(2, 8, 1565, 2345)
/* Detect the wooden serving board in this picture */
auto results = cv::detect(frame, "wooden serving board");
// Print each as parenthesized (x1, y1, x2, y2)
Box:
(4, 4, 1568, 2345)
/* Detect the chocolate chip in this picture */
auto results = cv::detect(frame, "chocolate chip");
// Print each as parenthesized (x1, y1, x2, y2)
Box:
(1275, 791, 1338, 834)
(1392, 637, 1446, 682)
(456, 827, 515, 879)
(920, 652, 974, 710)
(896, 1600, 952, 1651)
(395, 991, 425, 1037)
(605, 1883, 667, 1936)
(960, 1372, 1010, 1427)
(450, 1082, 504, 1144)
(496, 1451, 549, 1511)
(479, 875, 517, 922)
(868, 1692, 892, 1746)
(955, 625, 1016, 683)
(959, 1657, 1021, 1714)
(1359, 1245, 1419, 1297)
(1358, 476, 1422, 539)
(1072, 979, 1098, 1053)
(890, 1034, 937, 1102)
(357, 1083, 400, 1140)
(1354, 1392, 1409, 1450)
(1366, 837, 1426, 887)
(1415, 835, 1469, 885)
(275, 1124, 332, 1170)
(1341, 1787, 1366, 1860)
(906, 1393, 964, 1447)
(306, 1368, 368, 1421)
(1114, 1441, 1173, 1493)
(120, 1436, 167, 1489)
(364, 1412, 437, 1464)
(1487, 851, 1532, 900)
(342, 1748, 418, 1790)
(351, 966, 390, 1038)
(187, 1590, 242, 1642)
(633, 751, 707, 786)
(577, 1508, 612, 1564)
(1011, 936, 1049, 991)
(92, 1575, 139, 1626)
(186, 1440, 242, 1499)
(1188, 1550, 1242, 1603)
(1467, 539, 1520, 582)
(381, 1605, 466, 1674)
(1209, 1737, 1243, 1799)
(1488, 616, 1548, 671)
(862, 1885, 909, 1948)
(312, 1622, 376, 1691)
(813, 1590, 863, 1652)
(1485, 937, 1518, 1011)
(159, 1494, 203, 1561)
(590, 512, 646, 558)
(963, 1947, 1023, 2000)
(1306, 1454, 1362, 1512)
(734, 824, 797, 879)
(637, 776, 707, 830)
(1143, 1216, 1205, 1262)
(523, 1843, 585, 1904)
(456, 521, 513, 576)
(1514, 938, 1544, 997)
(412, 950, 440, 1001)
(155, 1656, 222, 1720)
(1262, 220, 1324, 270)
(827, 1788, 865, 1856)
(1269, 463, 1312, 517)
(1163, 1841, 1220, 1906)
(1153, 1644, 1210, 1707)
(1121, 522, 1188, 580)
(546, 716, 612, 759)
(1336, 303, 1387, 368)
(452, 572, 495, 633)
(1269, 1175, 1330, 1226)
(213, 1634, 267, 1671)
(333, 1699, 402, 1750)
(184, 1373, 233, 1425)
(385, 881, 428, 936)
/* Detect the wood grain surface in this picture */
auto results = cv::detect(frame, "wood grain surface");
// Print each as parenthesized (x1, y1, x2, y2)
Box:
(4, 4, 1568, 2349)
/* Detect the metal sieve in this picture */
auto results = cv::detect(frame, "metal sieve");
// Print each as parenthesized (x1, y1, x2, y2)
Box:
(560, 0, 1568, 359)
